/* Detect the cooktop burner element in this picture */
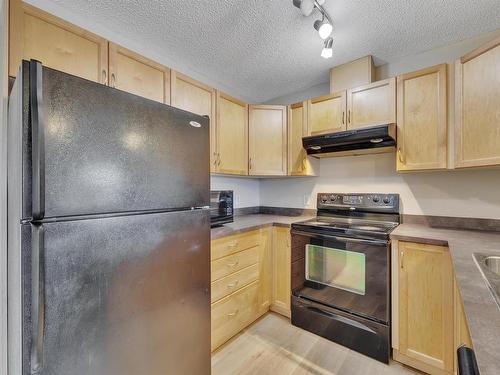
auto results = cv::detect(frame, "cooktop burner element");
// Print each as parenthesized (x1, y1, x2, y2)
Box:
(292, 193, 400, 241)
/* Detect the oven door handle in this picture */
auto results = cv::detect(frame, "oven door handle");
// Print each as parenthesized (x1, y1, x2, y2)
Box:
(300, 304, 376, 334)
(291, 229, 388, 246)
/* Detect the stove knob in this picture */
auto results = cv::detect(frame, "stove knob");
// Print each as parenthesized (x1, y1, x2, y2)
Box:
(330, 195, 336, 202)
(321, 197, 328, 203)
(383, 197, 390, 204)
(372, 196, 380, 203)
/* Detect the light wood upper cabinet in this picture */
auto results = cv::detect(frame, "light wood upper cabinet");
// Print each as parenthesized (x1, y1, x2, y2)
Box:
(171, 71, 217, 169)
(308, 91, 347, 135)
(108, 43, 170, 104)
(397, 64, 447, 171)
(347, 77, 396, 130)
(455, 36, 500, 168)
(248, 105, 287, 176)
(394, 241, 454, 375)
(271, 227, 291, 318)
(215, 92, 248, 175)
(288, 102, 319, 176)
(9, 0, 108, 83)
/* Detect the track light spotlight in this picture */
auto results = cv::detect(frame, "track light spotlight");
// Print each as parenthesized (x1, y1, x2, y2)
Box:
(321, 37, 333, 59)
(292, 0, 315, 16)
(314, 17, 333, 39)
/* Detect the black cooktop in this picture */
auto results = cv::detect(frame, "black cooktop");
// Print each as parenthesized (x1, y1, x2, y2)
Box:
(292, 216, 399, 241)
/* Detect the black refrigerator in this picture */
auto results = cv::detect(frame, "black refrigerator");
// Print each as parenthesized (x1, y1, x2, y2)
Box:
(7, 60, 211, 375)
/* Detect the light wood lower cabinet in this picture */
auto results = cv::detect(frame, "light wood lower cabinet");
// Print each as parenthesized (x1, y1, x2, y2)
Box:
(307, 91, 347, 135)
(271, 227, 291, 318)
(108, 43, 170, 104)
(392, 240, 473, 375)
(214, 92, 248, 175)
(9, 0, 108, 83)
(288, 102, 319, 176)
(211, 280, 261, 351)
(248, 105, 287, 176)
(455, 36, 500, 168)
(347, 78, 396, 130)
(397, 64, 448, 171)
(210, 229, 271, 351)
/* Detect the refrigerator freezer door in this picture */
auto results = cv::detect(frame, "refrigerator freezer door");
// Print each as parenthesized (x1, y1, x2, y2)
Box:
(22, 209, 210, 375)
(19, 61, 209, 220)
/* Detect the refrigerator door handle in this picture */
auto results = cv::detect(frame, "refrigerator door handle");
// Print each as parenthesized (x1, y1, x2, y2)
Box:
(31, 225, 45, 372)
(30, 60, 45, 220)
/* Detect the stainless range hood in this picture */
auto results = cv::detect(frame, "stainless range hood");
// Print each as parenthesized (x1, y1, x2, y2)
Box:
(302, 123, 397, 158)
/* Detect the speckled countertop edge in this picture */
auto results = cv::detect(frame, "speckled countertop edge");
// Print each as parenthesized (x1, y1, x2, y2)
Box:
(210, 214, 314, 240)
(391, 224, 500, 375)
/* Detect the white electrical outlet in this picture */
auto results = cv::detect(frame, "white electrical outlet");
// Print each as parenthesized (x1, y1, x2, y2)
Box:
(303, 194, 311, 207)
(234, 194, 240, 206)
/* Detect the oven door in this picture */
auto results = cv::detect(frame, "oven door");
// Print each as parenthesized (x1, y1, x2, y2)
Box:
(210, 191, 233, 226)
(291, 229, 390, 324)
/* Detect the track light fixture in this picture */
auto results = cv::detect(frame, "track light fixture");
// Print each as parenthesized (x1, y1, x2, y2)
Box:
(292, 0, 334, 58)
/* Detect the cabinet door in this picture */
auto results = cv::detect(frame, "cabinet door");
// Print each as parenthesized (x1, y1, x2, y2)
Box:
(347, 78, 396, 130)
(455, 37, 500, 168)
(248, 105, 287, 176)
(288, 102, 318, 176)
(397, 241, 454, 374)
(9, 1, 108, 84)
(216, 92, 248, 175)
(271, 227, 291, 317)
(397, 64, 447, 171)
(307, 91, 346, 135)
(108, 43, 170, 104)
(171, 71, 217, 171)
(453, 279, 473, 375)
(259, 228, 273, 314)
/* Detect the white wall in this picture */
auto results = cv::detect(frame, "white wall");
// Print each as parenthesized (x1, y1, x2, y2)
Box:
(211, 176, 260, 208)
(0, 0, 8, 373)
(260, 154, 500, 219)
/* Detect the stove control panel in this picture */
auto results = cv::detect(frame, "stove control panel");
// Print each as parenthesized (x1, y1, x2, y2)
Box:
(317, 193, 399, 213)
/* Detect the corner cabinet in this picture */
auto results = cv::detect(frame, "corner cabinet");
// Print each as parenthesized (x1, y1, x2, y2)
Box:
(396, 64, 448, 171)
(170, 71, 217, 171)
(392, 240, 473, 375)
(307, 91, 347, 135)
(108, 43, 170, 104)
(214, 92, 248, 175)
(455, 36, 500, 168)
(347, 78, 396, 130)
(248, 105, 287, 176)
(9, 0, 108, 83)
(288, 102, 319, 176)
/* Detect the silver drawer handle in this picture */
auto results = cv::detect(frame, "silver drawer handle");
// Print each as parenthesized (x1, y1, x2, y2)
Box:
(227, 280, 239, 288)
(226, 261, 239, 268)
(227, 310, 239, 317)
(228, 241, 238, 247)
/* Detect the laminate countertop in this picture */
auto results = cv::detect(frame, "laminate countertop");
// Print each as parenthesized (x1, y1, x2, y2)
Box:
(211, 214, 314, 240)
(391, 224, 500, 375)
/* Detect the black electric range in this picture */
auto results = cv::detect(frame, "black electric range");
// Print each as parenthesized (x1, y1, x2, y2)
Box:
(290, 193, 400, 364)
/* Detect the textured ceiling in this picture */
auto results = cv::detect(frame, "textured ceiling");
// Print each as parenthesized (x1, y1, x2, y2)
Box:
(29, 0, 500, 103)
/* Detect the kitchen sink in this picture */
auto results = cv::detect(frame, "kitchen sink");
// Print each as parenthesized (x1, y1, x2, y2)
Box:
(474, 253, 500, 308)
(484, 256, 500, 275)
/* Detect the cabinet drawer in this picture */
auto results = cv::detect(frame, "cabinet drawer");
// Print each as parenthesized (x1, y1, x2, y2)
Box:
(211, 246, 259, 281)
(211, 280, 260, 351)
(211, 230, 261, 260)
(211, 263, 259, 303)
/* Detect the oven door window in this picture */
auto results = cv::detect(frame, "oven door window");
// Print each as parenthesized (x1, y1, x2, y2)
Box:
(305, 244, 366, 295)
